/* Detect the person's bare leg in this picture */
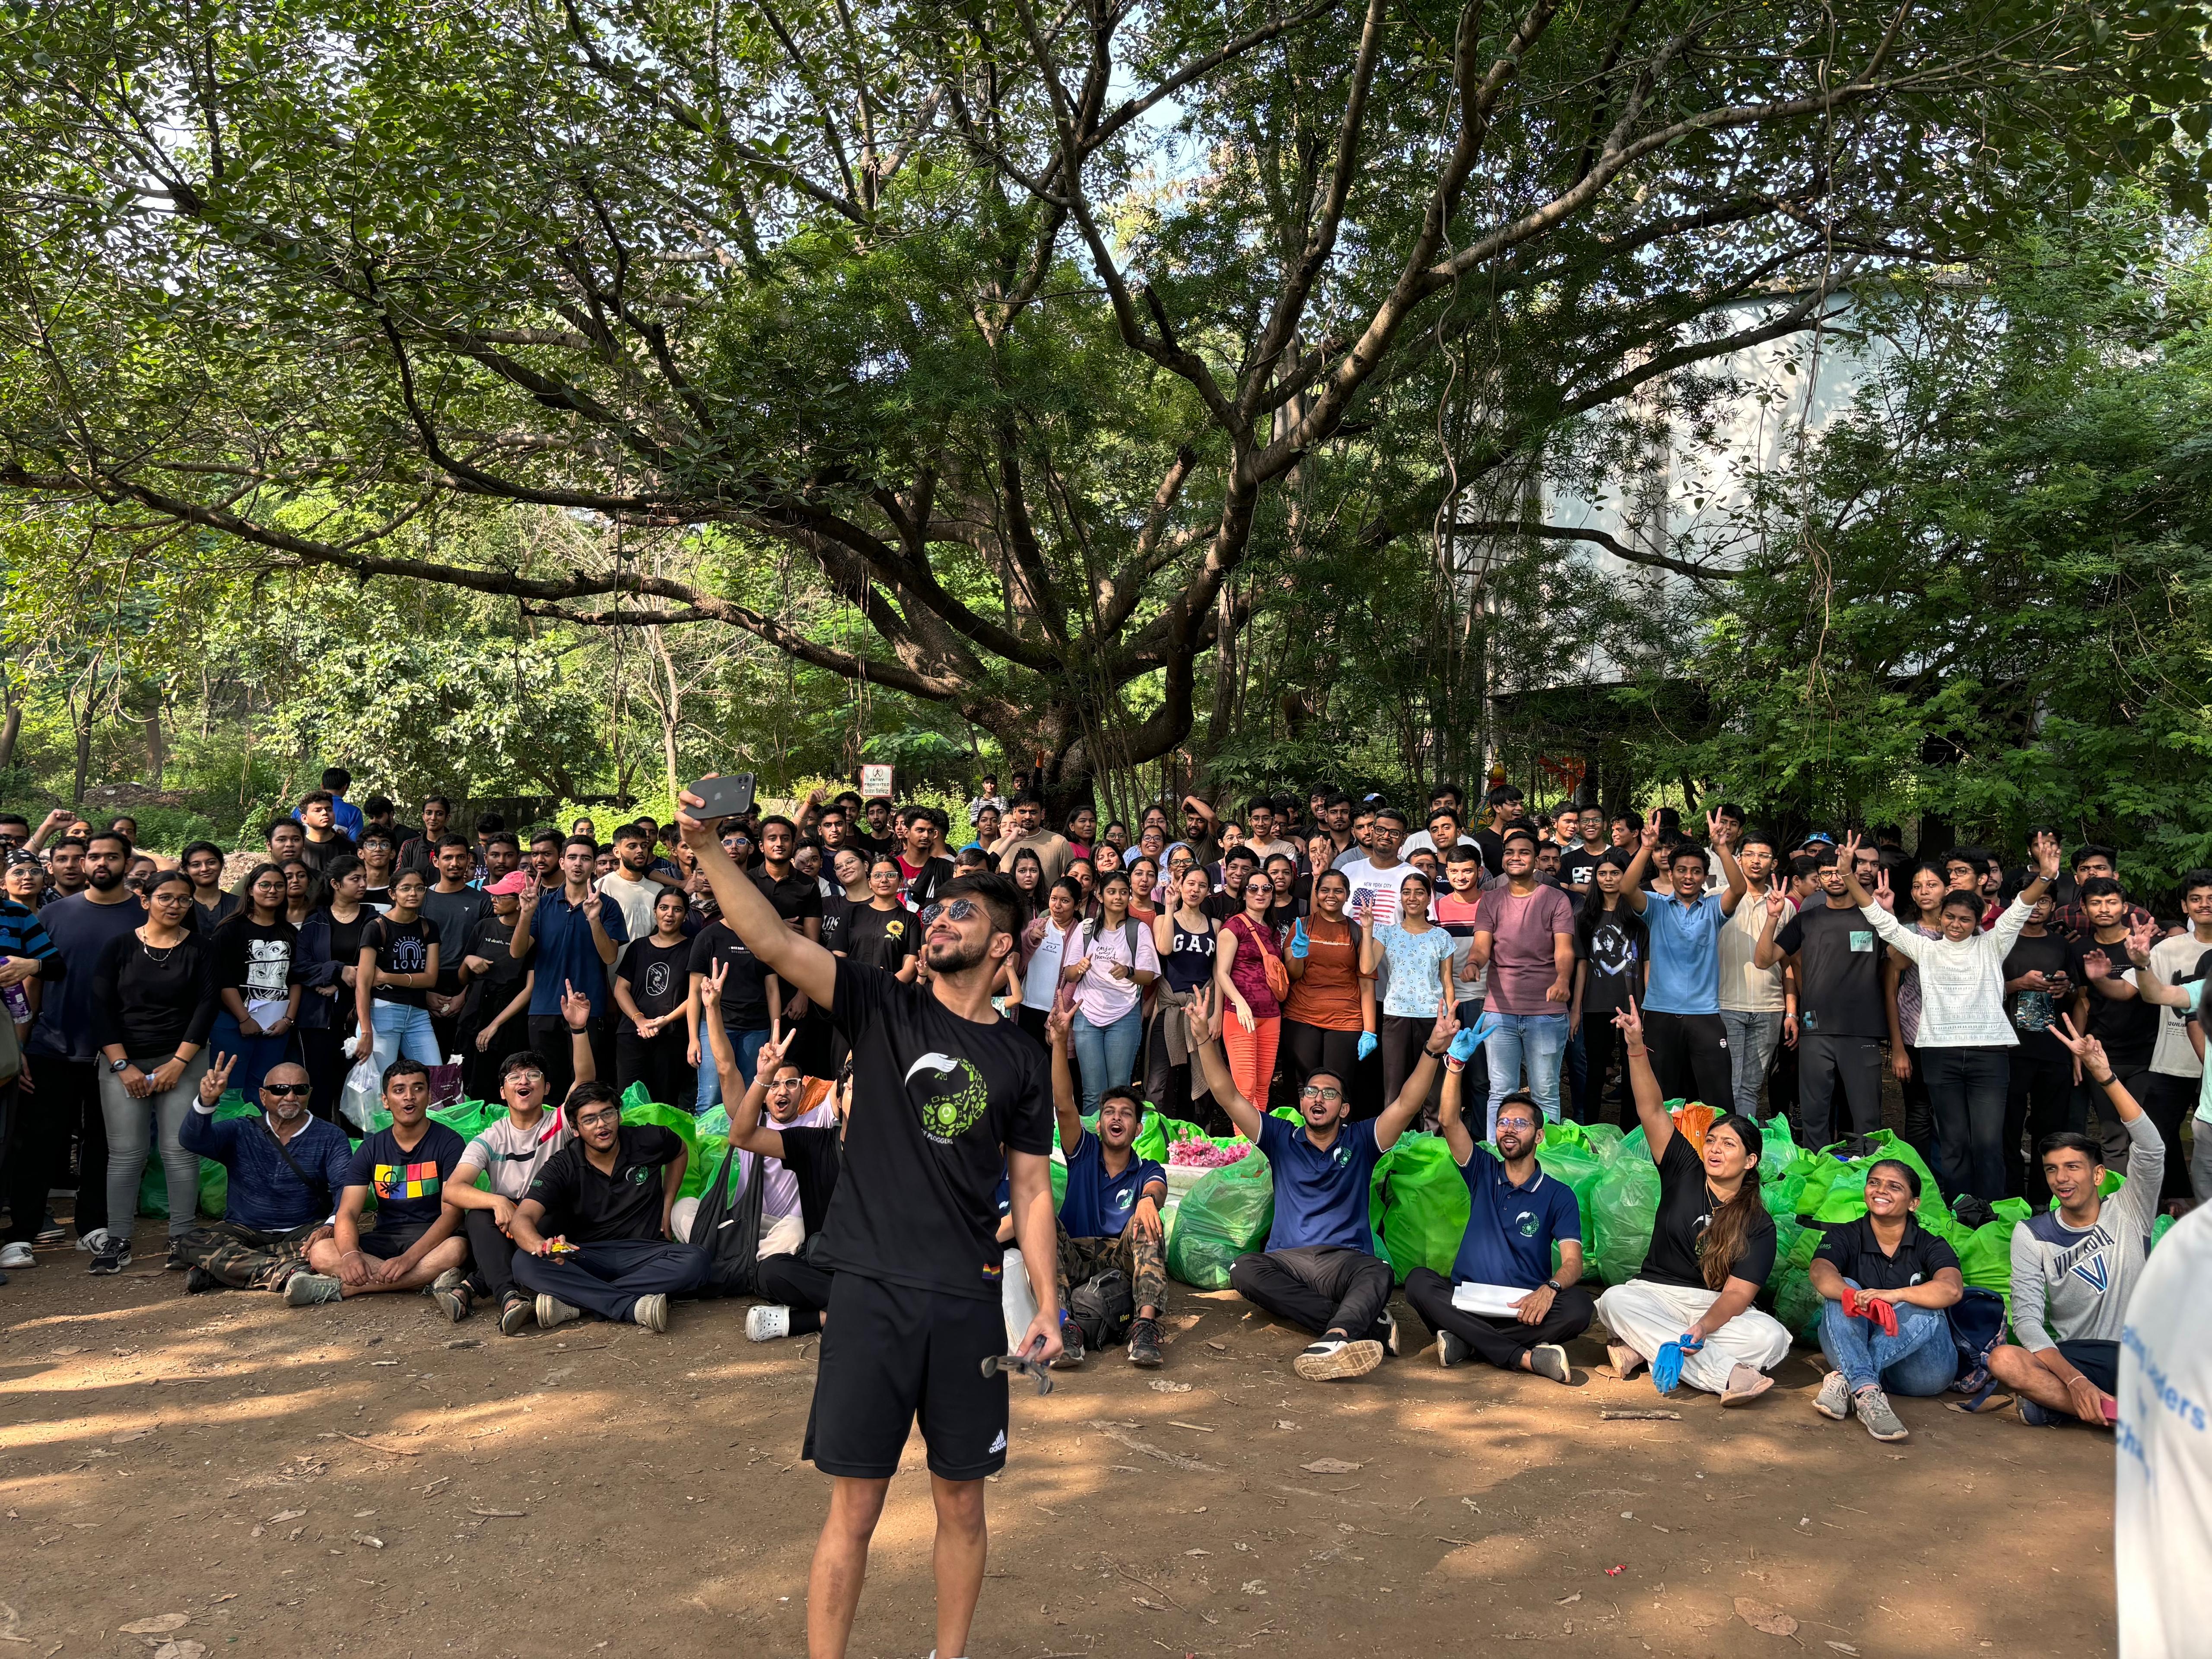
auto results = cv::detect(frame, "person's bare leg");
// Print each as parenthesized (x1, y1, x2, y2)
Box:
(808, 1475, 889, 1659)
(1987, 1344, 2076, 1412)
(930, 1474, 988, 1659)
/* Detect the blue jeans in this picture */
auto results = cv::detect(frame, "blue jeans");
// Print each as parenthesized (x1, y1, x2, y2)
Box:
(1072, 1005, 1144, 1116)
(370, 1001, 442, 1075)
(1482, 1011, 1568, 1138)
(1720, 1008, 1783, 1117)
(1818, 1280, 1958, 1396)
(210, 1011, 292, 1101)
(695, 1025, 768, 1114)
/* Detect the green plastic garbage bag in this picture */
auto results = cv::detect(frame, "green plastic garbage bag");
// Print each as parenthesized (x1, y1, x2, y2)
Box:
(1580, 1122, 1626, 1161)
(1535, 1125, 1609, 1252)
(1369, 1132, 1469, 1281)
(1050, 1157, 1067, 1212)
(1957, 1219, 2016, 1306)
(612, 1100, 709, 1198)
(1992, 1196, 2032, 1224)
(1135, 1114, 1204, 1163)
(2152, 1213, 2175, 1252)
(1758, 1114, 1800, 1174)
(1766, 1216, 1827, 1337)
(1589, 1154, 1661, 1285)
(1166, 1151, 1274, 1289)
(194, 1093, 263, 1219)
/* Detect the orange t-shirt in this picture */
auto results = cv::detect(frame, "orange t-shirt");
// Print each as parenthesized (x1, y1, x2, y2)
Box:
(1283, 916, 1365, 1031)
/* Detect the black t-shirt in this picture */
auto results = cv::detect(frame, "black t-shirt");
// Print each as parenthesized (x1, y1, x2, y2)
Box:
(1636, 1130, 1778, 1290)
(1813, 1214, 1961, 1293)
(348, 1122, 467, 1238)
(419, 885, 488, 996)
(620, 936, 693, 1027)
(777, 1123, 845, 1237)
(844, 903, 920, 975)
(1579, 906, 1647, 1013)
(753, 867, 825, 927)
(1560, 848, 1605, 893)
(362, 915, 440, 1010)
(1473, 829, 1507, 881)
(688, 920, 775, 1031)
(819, 957, 1053, 1302)
(1774, 902, 1886, 1037)
(298, 832, 358, 874)
(464, 913, 531, 1015)
(526, 1125, 685, 1243)
(193, 891, 243, 936)
(819, 893, 856, 956)
(900, 856, 956, 910)
(2000, 931, 2073, 1061)
(2069, 935, 2161, 1068)
(213, 916, 298, 1007)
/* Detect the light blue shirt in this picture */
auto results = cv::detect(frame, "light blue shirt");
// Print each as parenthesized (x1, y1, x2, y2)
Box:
(1641, 889, 1727, 1014)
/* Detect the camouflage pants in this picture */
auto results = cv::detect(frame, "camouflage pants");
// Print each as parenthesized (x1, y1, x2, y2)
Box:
(1056, 1223, 1168, 1316)
(175, 1220, 330, 1290)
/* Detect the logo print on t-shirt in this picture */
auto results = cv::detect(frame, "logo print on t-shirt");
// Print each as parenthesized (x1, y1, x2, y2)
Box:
(374, 1161, 441, 1200)
(905, 1052, 990, 1142)
(1515, 1208, 1540, 1239)
(2069, 1253, 2110, 1294)
(642, 961, 673, 999)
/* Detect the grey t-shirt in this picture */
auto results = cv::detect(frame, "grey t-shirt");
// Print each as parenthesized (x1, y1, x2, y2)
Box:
(2007, 1113, 2164, 1350)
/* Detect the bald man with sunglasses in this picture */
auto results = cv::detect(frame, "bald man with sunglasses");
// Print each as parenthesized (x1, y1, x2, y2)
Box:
(172, 1052, 355, 1293)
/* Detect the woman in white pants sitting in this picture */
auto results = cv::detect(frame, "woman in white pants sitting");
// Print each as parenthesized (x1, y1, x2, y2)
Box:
(1596, 1000, 1792, 1405)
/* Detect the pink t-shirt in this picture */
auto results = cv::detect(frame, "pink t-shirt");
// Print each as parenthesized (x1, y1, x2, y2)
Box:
(1474, 884, 1578, 1014)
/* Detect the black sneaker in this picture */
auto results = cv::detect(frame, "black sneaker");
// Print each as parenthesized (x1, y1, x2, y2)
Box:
(89, 1233, 131, 1275)
(1052, 1319, 1087, 1370)
(1127, 1316, 1163, 1369)
(499, 1292, 533, 1337)
(1436, 1329, 1468, 1368)
(184, 1266, 218, 1294)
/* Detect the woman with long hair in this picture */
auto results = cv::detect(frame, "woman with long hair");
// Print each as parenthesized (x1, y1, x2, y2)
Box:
(1282, 869, 1374, 1115)
(181, 840, 240, 931)
(88, 869, 217, 1273)
(1594, 1001, 1792, 1404)
(1147, 864, 1219, 1126)
(1884, 859, 1950, 1170)
(1124, 855, 1158, 925)
(1008, 845, 1047, 925)
(293, 854, 371, 1125)
(1064, 870, 1159, 1114)
(846, 854, 922, 983)
(1573, 848, 1649, 1125)
(1213, 867, 1287, 1115)
(1102, 820, 1131, 855)
(281, 859, 319, 925)
(1360, 869, 1456, 1108)
(209, 862, 302, 1100)
(1018, 877, 1084, 1045)
(1067, 856, 1099, 921)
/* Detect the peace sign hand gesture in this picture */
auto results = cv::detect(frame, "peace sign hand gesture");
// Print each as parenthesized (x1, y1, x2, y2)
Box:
(198, 1050, 239, 1107)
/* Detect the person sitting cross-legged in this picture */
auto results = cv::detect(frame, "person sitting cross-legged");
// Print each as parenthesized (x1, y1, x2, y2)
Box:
(1043, 1000, 1170, 1370)
(1808, 1157, 1965, 1442)
(717, 1021, 850, 1344)
(1593, 1000, 1793, 1405)
(1192, 984, 1456, 1382)
(506, 1081, 711, 1332)
(691, 973, 841, 1265)
(1980, 1013, 2164, 1427)
(1402, 1063, 1594, 1384)
(173, 1054, 355, 1293)
(284, 1058, 470, 1307)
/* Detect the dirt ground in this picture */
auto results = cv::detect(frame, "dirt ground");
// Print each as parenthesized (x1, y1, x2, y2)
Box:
(0, 1215, 2118, 1659)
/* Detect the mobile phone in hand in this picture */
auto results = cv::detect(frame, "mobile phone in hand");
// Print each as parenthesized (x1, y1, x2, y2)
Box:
(686, 773, 756, 823)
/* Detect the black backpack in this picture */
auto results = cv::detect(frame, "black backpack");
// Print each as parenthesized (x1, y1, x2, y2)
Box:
(689, 1142, 766, 1298)
(1070, 1268, 1135, 1351)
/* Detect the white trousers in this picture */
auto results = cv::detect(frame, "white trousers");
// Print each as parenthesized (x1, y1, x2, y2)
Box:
(1595, 1278, 1793, 1395)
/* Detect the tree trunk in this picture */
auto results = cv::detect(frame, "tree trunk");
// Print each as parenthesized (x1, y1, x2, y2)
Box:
(0, 699, 19, 772)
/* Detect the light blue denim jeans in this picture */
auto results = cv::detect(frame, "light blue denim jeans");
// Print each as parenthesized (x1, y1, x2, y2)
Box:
(1072, 1005, 1144, 1117)
(371, 1000, 442, 1075)
(1818, 1280, 1958, 1396)
(1482, 1010, 1568, 1138)
(695, 1026, 769, 1114)
(1719, 1008, 1784, 1117)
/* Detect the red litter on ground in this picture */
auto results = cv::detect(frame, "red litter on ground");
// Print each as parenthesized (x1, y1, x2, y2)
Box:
(1605, 1566, 1627, 1576)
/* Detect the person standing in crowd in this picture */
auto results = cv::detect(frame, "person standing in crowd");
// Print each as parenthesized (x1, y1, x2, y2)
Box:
(458, 870, 536, 1103)
(895, 810, 955, 911)
(1757, 844, 1887, 1148)
(280, 858, 318, 925)
(396, 796, 451, 876)
(181, 841, 241, 932)
(356, 826, 399, 908)
(1617, 814, 1748, 1109)
(1807, 1157, 1964, 1442)
(966, 774, 1006, 826)
(29, 831, 149, 1251)
(613, 887, 699, 1109)
(1206, 862, 1288, 1112)
(1017, 877, 1081, 1045)
(1361, 867, 1455, 1114)
(1279, 869, 1370, 1117)
(1983, 1014, 2163, 1426)
(845, 855, 922, 982)
(995, 793, 1072, 884)
(1999, 871, 2078, 1203)
(421, 837, 489, 1059)
(1147, 864, 1219, 1123)
(1717, 828, 1792, 1116)
(1470, 830, 1578, 1135)
(353, 866, 444, 1076)
(596, 824, 665, 962)
(1572, 848, 1647, 1126)
(1194, 984, 1456, 1381)
(688, 881, 780, 1109)
(1471, 783, 1524, 878)
(208, 864, 300, 1102)
(1339, 807, 1414, 926)
(295, 790, 357, 875)
(0, 894, 59, 1271)
(1406, 1061, 1592, 1382)
(292, 854, 370, 1123)
(2136, 868, 2212, 1211)
(2066, 875, 2162, 1172)
(89, 868, 218, 1274)
(1066, 870, 1160, 1115)
(1595, 1000, 1792, 1405)
(1884, 861, 1950, 1173)
(509, 836, 626, 1100)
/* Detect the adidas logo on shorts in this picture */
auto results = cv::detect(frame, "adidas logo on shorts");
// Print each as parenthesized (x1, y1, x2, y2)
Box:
(988, 1430, 1007, 1454)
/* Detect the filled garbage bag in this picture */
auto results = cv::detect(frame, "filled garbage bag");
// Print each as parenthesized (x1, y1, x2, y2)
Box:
(1369, 1132, 1470, 1281)
(1166, 1150, 1275, 1289)
(1589, 1154, 1662, 1286)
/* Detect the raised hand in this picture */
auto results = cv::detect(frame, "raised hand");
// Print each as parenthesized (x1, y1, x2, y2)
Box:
(1612, 997, 1645, 1043)
(1705, 808, 1729, 850)
(702, 957, 729, 1001)
(199, 1049, 239, 1106)
(559, 979, 591, 1031)
(2082, 948, 2112, 982)
(1288, 918, 1309, 960)
(1189, 983, 1216, 1046)
(1873, 868, 1895, 913)
(754, 1023, 796, 1077)
(2049, 1011, 2112, 1081)
(2031, 828, 2063, 881)
(1427, 1001, 1462, 1054)
(1639, 822, 1660, 852)
(1763, 885, 1788, 921)
(2126, 916, 2157, 962)
(1043, 998, 1074, 1050)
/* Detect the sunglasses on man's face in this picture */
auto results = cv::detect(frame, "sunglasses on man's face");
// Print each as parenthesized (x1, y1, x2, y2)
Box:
(263, 1082, 311, 1097)
(921, 898, 986, 926)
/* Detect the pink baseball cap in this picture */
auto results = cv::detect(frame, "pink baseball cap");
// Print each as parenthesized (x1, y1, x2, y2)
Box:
(484, 871, 532, 895)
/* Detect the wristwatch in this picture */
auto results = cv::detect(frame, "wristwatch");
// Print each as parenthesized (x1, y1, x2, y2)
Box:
(108, 1058, 130, 1074)
(1544, 1278, 1563, 1293)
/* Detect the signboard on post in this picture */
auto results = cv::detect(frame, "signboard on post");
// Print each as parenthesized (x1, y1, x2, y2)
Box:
(859, 763, 896, 800)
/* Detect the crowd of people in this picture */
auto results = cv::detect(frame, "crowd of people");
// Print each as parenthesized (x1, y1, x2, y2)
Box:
(0, 765, 2202, 1656)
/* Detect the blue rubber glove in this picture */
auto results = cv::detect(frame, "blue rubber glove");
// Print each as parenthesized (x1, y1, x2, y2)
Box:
(1651, 1331, 1705, 1395)
(1288, 918, 1309, 960)
(1447, 1026, 1481, 1064)
(1357, 1031, 1377, 1062)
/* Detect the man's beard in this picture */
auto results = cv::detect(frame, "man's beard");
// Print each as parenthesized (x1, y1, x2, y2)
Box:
(926, 934, 992, 976)
(84, 866, 123, 892)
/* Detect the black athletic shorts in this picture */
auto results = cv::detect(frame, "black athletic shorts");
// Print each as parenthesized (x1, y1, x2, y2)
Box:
(356, 1222, 432, 1261)
(803, 1271, 1009, 1481)
(2056, 1338, 2120, 1396)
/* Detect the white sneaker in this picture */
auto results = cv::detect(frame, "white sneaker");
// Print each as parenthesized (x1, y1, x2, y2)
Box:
(0, 1242, 35, 1270)
(536, 1294, 582, 1330)
(76, 1227, 109, 1253)
(631, 1293, 669, 1333)
(746, 1304, 793, 1342)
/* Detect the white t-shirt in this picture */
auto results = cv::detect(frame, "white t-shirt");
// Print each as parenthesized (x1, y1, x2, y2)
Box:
(461, 1110, 575, 1201)
(597, 871, 664, 966)
(1341, 858, 1427, 929)
(2147, 930, 2212, 1078)
(1070, 915, 1160, 1026)
(1022, 919, 1073, 1011)
(2116, 1204, 2212, 1658)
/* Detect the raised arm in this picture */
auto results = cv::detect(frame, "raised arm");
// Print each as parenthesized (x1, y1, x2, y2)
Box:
(1613, 999, 1674, 1163)
(1437, 1033, 1478, 1165)
(2123, 915, 2193, 1007)
(677, 781, 837, 1008)
(1618, 823, 1659, 912)
(1374, 1004, 1459, 1154)
(1752, 884, 1791, 970)
(1709, 811, 1748, 915)
(1045, 1000, 1082, 1156)
(1188, 985, 1264, 1142)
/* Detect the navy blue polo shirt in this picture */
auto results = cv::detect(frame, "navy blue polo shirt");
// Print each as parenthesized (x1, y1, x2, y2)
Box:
(1451, 1147, 1582, 1288)
(1059, 1129, 1165, 1239)
(1257, 1113, 1381, 1254)
(523, 889, 629, 1017)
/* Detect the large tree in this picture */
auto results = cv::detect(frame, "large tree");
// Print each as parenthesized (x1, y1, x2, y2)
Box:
(2, 0, 2206, 792)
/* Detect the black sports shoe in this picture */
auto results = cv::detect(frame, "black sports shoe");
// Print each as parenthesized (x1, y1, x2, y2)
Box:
(1126, 1316, 1163, 1368)
(1051, 1318, 1087, 1370)
(89, 1233, 131, 1275)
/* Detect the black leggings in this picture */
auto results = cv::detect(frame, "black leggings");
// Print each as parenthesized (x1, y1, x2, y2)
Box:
(1580, 1014, 1630, 1127)
(615, 1023, 692, 1111)
(464, 1208, 521, 1300)
(1379, 1014, 1437, 1114)
(756, 1252, 833, 1335)
(1284, 1020, 1363, 1102)
(1643, 1010, 1733, 1109)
